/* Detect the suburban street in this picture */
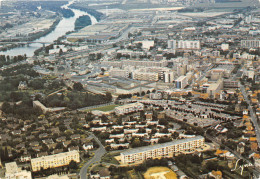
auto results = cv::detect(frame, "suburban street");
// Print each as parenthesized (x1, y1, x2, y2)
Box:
(80, 133, 106, 179)
(206, 134, 260, 177)
(239, 82, 260, 148)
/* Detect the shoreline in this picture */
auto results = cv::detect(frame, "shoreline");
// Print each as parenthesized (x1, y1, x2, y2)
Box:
(0, 17, 62, 52)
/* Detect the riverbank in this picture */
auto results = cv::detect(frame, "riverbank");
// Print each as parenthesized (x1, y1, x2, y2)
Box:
(0, 1, 98, 57)
(69, 4, 104, 21)
(0, 17, 61, 52)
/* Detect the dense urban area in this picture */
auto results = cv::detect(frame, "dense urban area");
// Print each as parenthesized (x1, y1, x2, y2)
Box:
(0, 0, 260, 178)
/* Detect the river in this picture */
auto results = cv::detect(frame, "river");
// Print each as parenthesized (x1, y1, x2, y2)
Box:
(0, 0, 97, 57)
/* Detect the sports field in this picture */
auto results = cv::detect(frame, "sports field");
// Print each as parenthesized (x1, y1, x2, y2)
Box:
(143, 167, 177, 179)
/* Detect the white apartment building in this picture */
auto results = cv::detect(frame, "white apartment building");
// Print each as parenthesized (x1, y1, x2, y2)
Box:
(168, 40, 200, 50)
(31, 150, 80, 172)
(91, 126, 107, 132)
(109, 68, 130, 78)
(109, 133, 125, 139)
(168, 40, 177, 49)
(241, 40, 260, 48)
(124, 128, 139, 134)
(5, 162, 32, 179)
(176, 76, 188, 89)
(177, 40, 200, 49)
(163, 72, 174, 83)
(115, 102, 144, 115)
(120, 136, 205, 164)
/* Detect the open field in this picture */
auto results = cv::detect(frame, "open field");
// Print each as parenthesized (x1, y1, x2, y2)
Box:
(144, 167, 177, 179)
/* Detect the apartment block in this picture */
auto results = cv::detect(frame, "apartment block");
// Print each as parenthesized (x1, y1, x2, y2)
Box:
(109, 68, 130, 78)
(115, 102, 144, 115)
(132, 71, 159, 81)
(120, 136, 205, 164)
(175, 76, 188, 89)
(241, 40, 260, 48)
(31, 150, 80, 172)
(177, 40, 201, 49)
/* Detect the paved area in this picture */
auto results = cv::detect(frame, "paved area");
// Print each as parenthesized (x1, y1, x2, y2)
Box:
(80, 133, 106, 179)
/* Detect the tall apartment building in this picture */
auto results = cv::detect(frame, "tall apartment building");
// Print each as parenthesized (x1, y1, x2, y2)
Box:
(175, 76, 188, 89)
(163, 72, 174, 83)
(241, 40, 260, 48)
(177, 40, 200, 49)
(115, 102, 144, 115)
(31, 150, 80, 172)
(168, 40, 177, 52)
(120, 136, 205, 164)
(168, 40, 200, 50)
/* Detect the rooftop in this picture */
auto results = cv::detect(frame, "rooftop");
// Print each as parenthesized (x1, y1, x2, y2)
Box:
(121, 136, 204, 156)
(31, 150, 78, 162)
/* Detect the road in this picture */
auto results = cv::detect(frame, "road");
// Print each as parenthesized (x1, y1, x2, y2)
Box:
(80, 132, 106, 179)
(239, 82, 260, 148)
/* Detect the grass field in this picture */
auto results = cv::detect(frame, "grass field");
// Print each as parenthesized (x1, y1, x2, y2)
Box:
(85, 104, 119, 112)
(144, 167, 177, 179)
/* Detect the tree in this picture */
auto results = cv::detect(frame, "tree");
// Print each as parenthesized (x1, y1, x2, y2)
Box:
(131, 138, 141, 148)
(105, 92, 112, 101)
(73, 82, 83, 91)
(68, 160, 78, 170)
(159, 119, 168, 126)
(29, 79, 45, 90)
(2, 102, 11, 113)
(59, 49, 63, 56)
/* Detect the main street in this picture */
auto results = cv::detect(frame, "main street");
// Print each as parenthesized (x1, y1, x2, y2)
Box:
(239, 82, 260, 148)
(80, 132, 106, 179)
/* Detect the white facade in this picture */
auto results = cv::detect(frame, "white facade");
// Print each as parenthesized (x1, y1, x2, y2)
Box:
(175, 76, 188, 89)
(177, 40, 200, 49)
(168, 40, 177, 50)
(221, 44, 229, 51)
(5, 162, 32, 179)
(115, 102, 144, 115)
(31, 150, 80, 172)
(120, 136, 205, 164)
(241, 40, 260, 48)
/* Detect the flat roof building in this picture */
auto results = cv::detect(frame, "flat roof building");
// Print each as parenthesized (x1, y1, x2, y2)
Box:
(5, 162, 32, 179)
(115, 102, 144, 115)
(120, 136, 205, 164)
(31, 150, 80, 172)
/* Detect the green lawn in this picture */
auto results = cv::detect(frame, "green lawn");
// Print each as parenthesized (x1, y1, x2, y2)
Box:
(101, 153, 120, 165)
(85, 104, 119, 112)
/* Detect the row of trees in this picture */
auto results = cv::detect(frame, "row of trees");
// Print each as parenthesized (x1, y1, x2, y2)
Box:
(43, 90, 112, 110)
(75, 15, 91, 30)
(0, 54, 26, 67)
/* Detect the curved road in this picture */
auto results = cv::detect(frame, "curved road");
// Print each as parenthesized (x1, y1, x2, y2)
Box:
(80, 133, 106, 179)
